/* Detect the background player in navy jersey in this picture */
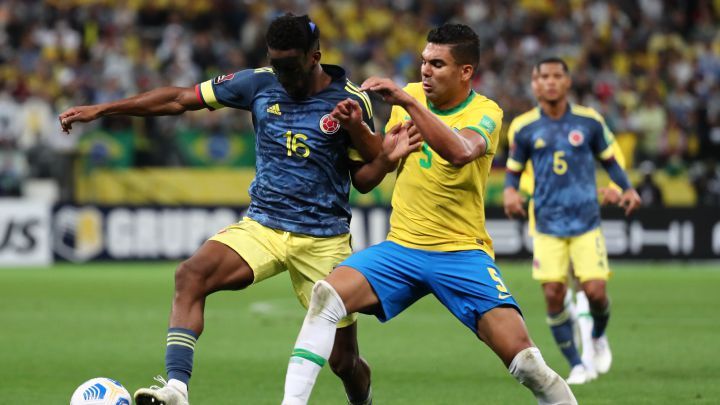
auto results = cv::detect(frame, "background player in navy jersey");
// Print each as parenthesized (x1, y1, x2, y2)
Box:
(504, 57, 641, 385)
(59, 14, 420, 405)
(516, 65, 626, 382)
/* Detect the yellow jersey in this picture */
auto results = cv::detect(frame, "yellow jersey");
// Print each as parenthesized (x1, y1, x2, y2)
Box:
(385, 83, 503, 257)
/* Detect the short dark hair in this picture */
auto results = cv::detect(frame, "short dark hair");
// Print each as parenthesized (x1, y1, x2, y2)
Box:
(266, 13, 320, 53)
(536, 57, 569, 73)
(426, 23, 480, 70)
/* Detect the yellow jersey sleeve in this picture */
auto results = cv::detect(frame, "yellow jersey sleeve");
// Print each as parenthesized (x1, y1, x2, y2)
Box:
(458, 108, 502, 156)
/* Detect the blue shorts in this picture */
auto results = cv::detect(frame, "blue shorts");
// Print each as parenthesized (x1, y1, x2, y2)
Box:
(340, 241, 521, 333)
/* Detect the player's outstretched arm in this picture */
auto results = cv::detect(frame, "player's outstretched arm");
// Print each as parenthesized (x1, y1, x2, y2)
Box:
(360, 76, 486, 166)
(331, 98, 381, 162)
(58, 86, 203, 133)
(350, 121, 422, 193)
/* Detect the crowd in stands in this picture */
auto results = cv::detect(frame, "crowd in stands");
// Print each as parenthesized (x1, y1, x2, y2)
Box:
(0, 0, 719, 205)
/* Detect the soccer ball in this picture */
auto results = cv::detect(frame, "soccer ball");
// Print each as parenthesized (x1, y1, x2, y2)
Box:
(70, 377, 131, 405)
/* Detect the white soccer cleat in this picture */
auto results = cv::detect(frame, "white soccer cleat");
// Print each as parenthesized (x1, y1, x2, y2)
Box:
(134, 376, 189, 405)
(593, 335, 613, 374)
(566, 364, 597, 385)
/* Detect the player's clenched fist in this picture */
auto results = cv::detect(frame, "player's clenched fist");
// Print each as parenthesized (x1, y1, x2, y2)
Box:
(58, 105, 103, 134)
(331, 98, 363, 128)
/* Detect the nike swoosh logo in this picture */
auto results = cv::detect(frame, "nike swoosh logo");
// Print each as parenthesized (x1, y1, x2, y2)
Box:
(498, 293, 512, 300)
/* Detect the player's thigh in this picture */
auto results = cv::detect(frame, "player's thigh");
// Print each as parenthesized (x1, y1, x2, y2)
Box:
(533, 232, 571, 283)
(286, 233, 359, 327)
(325, 266, 381, 315)
(208, 218, 287, 288)
(335, 241, 429, 323)
(179, 240, 254, 292)
(568, 227, 610, 283)
(428, 249, 522, 334)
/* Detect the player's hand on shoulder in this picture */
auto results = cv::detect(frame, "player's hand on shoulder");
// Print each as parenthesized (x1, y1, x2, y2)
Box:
(360, 76, 411, 106)
(618, 188, 642, 216)
(59, 105, 102, 134)
(599, 187, 621, 205)
(331, 98, 363, 128)
(503, 187, 527, 219)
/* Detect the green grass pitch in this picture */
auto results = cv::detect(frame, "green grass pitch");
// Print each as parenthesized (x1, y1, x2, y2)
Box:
(1, 262, 718, 404)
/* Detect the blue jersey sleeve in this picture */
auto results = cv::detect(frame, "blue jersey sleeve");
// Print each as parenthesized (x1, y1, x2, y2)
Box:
(196, 68, 271, 110)
(506, 127, 530, 174)
(588, 117, 617, 161)
(344, 80, 375, 162)
(345, 80, 375, 131)
(589, 117, 632, 190)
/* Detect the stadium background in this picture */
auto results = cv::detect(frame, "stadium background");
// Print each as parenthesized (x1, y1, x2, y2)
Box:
(0, 1, 719, 404)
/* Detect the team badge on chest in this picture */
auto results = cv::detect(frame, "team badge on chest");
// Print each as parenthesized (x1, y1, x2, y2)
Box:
(568, 130, 584, 146)
(319, 114, 340, 134)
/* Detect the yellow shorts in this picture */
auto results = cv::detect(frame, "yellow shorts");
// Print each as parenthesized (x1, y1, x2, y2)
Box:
(210, 217, 357, 327)
(532, 227, 610, 284)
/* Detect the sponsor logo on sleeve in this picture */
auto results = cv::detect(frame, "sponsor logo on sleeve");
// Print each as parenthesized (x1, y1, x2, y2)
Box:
(479, 115, 497, 134)
(213, 73, 235, 84)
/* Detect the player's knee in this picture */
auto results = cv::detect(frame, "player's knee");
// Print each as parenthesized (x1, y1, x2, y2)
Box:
(175, 259, 205, 294)
(309, 280, 347, 323)
(583, 282, 607, 306)
(542, 282, 566, 310)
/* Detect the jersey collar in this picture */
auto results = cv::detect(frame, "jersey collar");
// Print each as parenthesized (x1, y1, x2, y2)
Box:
(427, 89, 476, 116)
(321, 64, 347, 83)
(539, 102, 572, 121)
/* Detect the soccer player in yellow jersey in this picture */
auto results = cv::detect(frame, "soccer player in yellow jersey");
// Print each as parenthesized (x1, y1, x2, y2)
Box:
(282, 24, 577, 405)
(504, 57, 641, 385)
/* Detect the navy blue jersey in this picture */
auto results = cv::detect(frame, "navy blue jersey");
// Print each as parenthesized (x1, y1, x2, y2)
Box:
(506, 104, 617, 236)
(196, 64, 374, 236)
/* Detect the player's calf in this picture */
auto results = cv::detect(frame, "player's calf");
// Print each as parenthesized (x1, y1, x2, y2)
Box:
(329, 353, 372, 405)
(509, 347, 577, 405)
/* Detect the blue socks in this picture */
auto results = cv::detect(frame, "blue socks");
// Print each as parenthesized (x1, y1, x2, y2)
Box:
(165, 327, 198, 385)
(547, 308, 581, 367)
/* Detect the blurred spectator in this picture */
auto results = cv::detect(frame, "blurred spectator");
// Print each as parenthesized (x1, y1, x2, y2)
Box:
(636, 161, 664, 206)
(0, 148, 26, 196)
(691, 159, 720, 206)
(0, 0, 716, 206)
(631, 89, 667, 163)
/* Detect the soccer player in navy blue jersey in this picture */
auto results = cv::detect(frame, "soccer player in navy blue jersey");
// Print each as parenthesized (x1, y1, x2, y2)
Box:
(504, 57, 641, 385)
(59, 14, 420, 405)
